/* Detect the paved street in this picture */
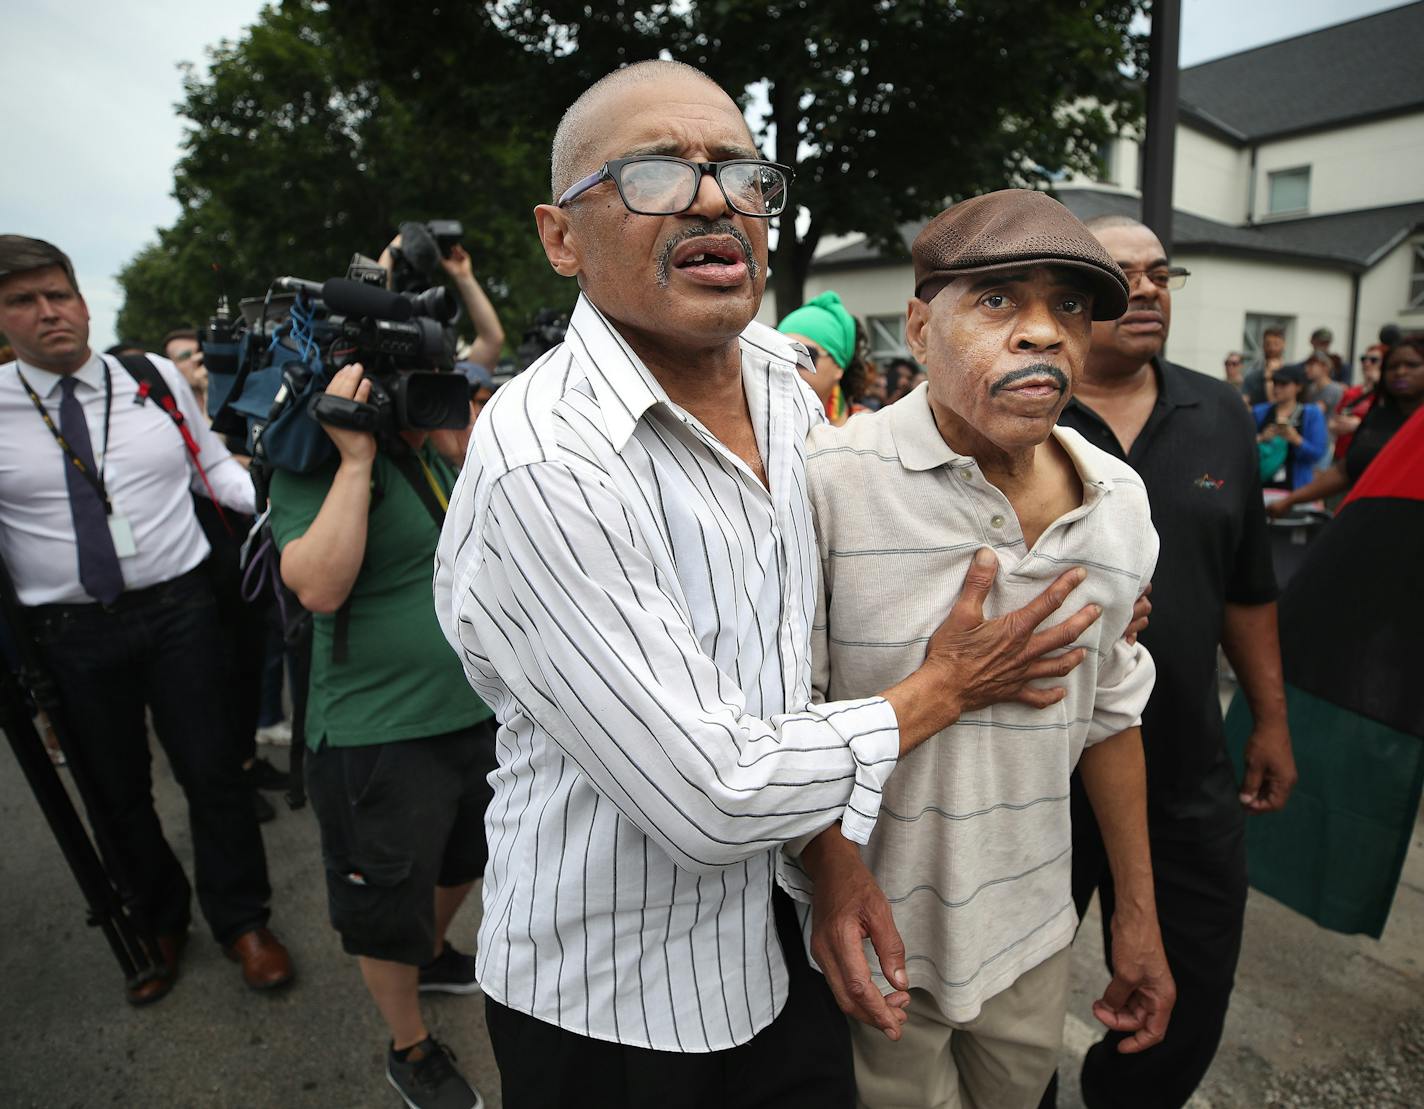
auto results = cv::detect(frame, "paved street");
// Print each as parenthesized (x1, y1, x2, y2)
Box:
(2, 729, 1420, 1108)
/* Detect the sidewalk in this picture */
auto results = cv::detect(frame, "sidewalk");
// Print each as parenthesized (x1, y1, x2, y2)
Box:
(1, 732, 1420, 1108)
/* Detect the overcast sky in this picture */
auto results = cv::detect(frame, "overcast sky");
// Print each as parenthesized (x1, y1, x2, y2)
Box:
(2, 0, 1407, 349)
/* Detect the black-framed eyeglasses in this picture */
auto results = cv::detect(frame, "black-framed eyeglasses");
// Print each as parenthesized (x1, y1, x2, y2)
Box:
(556, 156, 794, 218)
(1120, 265, 1190, 291)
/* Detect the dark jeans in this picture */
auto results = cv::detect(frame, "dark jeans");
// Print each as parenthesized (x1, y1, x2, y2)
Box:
(28, 566, 272, 946)
(486, 888, 854, 1109)
(1039, 769, 1248, 1109)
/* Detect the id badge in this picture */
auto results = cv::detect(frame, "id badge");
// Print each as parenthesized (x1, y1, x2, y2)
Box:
(108, 514, 138, 558)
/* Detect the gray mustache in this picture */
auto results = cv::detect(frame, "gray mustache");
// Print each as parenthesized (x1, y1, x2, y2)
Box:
(655, 221, 759, 286)
(990, 364, 1068, 395)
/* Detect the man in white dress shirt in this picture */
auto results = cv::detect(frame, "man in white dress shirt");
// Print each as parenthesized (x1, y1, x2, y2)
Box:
(433, 63, 1104, 1108)
(791, 192, 1177, 1108)
(0, 236, 292, 1004)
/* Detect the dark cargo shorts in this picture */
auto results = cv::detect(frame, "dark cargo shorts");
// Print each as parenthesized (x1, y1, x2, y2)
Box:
(306, 719, 498, 966)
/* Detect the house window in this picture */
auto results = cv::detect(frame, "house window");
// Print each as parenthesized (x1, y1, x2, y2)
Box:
(1095, 140, 1117, 185)
(1267, 167, 1310, 215)
(866, 314, 909, 361)
(1409, 241, 1424, 311)
(1244, 313, 1294, 358)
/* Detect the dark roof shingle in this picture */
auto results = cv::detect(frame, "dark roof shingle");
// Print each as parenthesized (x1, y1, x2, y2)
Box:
(1178, 2, 1424, 142)
(810, 189, 1424, 273)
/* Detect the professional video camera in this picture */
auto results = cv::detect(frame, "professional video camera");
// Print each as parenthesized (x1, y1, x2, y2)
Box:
(387, 219, 464, 294)
(203, 249, 470, 483)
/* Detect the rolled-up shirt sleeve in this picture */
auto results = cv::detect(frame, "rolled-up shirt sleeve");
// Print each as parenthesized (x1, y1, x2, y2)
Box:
(440, 457, 897, 872)
(152, 355, 255, 515)
(1087, 517, 1160, 745)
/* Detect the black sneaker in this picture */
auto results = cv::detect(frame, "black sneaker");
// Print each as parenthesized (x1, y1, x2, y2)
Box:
(418, 943, 481, 995)
(244, 756, 289, 792)
(386, 1037, 484, 1109)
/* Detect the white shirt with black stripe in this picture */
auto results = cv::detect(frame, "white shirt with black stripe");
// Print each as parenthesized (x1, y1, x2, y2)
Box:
(781, 384, 1158, 1023)
(433, 294, 900, 1052)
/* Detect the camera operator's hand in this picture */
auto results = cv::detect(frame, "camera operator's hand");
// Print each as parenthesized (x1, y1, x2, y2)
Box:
(440, 243, 476, 283)
(322, 365, 378, 466)
(377, 234, 402, 287)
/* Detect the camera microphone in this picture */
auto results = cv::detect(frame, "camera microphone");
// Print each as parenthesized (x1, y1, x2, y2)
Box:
(320, 278, 414, 322)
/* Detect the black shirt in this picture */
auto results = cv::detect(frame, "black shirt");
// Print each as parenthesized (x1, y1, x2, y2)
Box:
(1344, 400, 1408, 485)
(1059, 359, 1277, 831)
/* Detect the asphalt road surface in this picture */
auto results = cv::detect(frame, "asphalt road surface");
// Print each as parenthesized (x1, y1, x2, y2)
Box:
(2, 731, 1420, 1108)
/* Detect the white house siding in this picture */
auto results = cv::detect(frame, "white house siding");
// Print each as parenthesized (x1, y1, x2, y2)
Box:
(1167, 253, 1352, 375)
(1359, 236, 1424, 349)
(1175, 127, 1251, 225)
(1252, 112, 1424, 221)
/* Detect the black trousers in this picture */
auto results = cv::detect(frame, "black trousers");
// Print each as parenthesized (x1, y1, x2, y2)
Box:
(28, 566, 272, 946)
(486, 887, 854, 1109)
(1040, 770, 1247, 1109)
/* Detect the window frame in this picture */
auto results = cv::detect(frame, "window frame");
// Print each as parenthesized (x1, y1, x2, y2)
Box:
(1265, 165, 1311, 217)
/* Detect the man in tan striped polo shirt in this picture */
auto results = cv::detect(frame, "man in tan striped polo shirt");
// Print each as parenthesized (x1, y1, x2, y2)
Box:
(783, 191, 1177, 1108)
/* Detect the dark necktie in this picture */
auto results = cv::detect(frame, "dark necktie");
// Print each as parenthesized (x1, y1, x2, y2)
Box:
(58, 377, 124, 605)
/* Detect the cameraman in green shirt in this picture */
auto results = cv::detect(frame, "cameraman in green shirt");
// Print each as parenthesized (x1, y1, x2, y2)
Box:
(271, 362, 494, 1109)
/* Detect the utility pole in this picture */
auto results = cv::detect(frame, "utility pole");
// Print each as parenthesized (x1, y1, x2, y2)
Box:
(1141, 0, 1182, 255)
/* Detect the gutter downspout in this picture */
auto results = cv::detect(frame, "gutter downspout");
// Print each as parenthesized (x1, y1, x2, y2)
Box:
(1347, 270, 1362, 384)
(1246, 146, 1258, 225)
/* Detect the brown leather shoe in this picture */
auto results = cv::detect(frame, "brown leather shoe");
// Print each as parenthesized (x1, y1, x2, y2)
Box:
(223, 927, 294, 991)
(125, 932, 187, 1006)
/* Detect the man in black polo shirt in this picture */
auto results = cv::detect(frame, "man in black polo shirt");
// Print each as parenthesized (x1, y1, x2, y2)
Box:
(1043, 216, 1297, 1109)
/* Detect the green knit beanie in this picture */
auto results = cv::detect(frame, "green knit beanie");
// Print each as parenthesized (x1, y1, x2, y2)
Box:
(777, 290, 856, 369)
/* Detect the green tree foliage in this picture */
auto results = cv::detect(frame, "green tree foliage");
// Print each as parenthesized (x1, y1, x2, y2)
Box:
(116, 0, 568, 350)
(119, 0, 1146, 338)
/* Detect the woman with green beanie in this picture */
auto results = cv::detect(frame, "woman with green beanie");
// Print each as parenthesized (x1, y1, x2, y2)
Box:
(777, 290, 864, 426)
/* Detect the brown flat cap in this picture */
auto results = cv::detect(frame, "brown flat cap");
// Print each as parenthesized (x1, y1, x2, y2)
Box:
(912, 190, 1129, 320)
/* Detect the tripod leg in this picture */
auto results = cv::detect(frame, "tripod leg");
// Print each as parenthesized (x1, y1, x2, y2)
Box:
(1, 663, 160, 988)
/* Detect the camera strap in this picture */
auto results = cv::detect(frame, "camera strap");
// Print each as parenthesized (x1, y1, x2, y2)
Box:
(329, 448, 447, 667)
(115, 355, 235, 538)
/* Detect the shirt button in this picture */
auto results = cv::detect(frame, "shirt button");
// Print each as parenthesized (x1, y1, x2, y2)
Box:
(990, 514, 1005, 528)
(959, 469, 972, 481)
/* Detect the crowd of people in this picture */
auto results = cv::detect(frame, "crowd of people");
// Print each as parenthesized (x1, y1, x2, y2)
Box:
(1, 55, 1421, 1109)
(1217, 324, 1424, 506)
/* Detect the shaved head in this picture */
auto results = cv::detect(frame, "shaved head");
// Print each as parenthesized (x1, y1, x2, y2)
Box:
(550, 60, 738, 200)
(1083, 213, 1146, 235)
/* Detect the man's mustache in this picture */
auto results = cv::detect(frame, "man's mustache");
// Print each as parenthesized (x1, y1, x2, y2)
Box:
(990, 363, 1069, 395)
(655, 221, 759, 286)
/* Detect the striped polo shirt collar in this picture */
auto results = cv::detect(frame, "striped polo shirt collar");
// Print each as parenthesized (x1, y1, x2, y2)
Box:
(565, 293, 810, 453)
(888, 381, 1114, 499)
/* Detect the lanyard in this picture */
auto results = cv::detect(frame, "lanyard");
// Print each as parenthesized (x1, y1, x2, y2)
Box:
(17, 363, 114, 513)
(415, 453, 450, 512)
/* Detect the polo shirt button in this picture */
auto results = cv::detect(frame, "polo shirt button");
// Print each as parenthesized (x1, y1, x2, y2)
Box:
(990, 514, 1005, 528)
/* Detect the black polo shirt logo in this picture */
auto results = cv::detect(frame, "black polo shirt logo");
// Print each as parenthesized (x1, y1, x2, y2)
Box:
(1193, 473, 1225, 491)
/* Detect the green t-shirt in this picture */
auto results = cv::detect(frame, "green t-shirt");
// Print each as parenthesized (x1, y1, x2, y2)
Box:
(269, 444, 491, 749)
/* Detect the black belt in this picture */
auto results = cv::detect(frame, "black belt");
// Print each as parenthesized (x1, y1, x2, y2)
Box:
(28, 564, 210, 617)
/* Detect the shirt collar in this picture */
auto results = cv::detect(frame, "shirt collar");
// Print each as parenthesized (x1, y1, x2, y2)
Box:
(564, 293, 811, 452)
(889, 380, 1114, 495)
(15, 350, 104, 400)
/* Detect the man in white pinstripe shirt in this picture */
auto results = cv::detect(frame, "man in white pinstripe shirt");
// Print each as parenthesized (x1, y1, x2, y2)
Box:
(434, 63, 1104, 1109)
(791, 192, 1177, 1109)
